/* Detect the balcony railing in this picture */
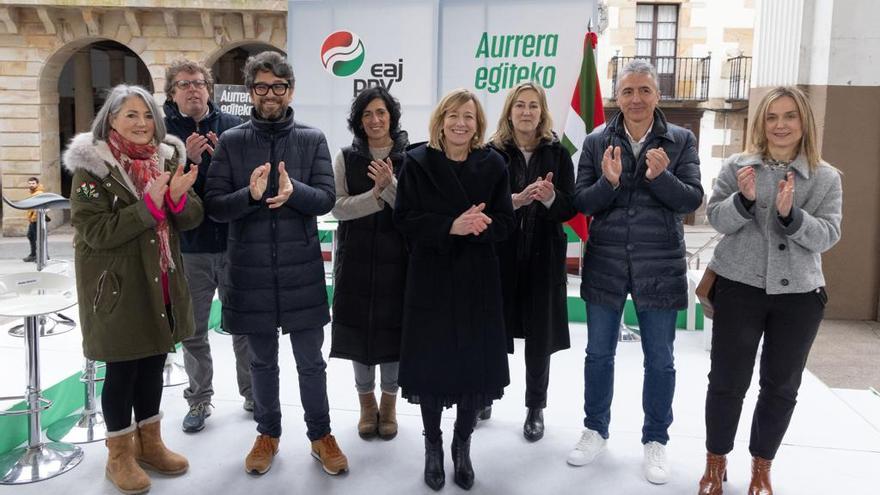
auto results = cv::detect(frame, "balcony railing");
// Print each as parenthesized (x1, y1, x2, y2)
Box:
(610, 56, 711, 101)
(727, 55, 752, 101)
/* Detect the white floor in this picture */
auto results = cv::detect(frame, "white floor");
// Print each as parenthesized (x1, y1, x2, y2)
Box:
(1, 308, 880, 494)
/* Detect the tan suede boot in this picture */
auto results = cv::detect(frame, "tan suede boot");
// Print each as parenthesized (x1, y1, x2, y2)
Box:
(358, 392, 379, 439)
(105, 425, 151, 494)
(134, 413, 189, 475)
(378, 392, 398, 440)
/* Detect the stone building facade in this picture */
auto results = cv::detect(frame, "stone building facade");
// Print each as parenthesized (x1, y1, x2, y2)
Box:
(596, 0, 756, 207)
(0, 0, 287, 235)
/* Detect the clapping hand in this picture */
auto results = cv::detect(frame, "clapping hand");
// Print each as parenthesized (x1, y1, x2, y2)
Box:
(736, 166, 757, 201)
(368, 157, 394, 195)
(146, 172, 171, 207)
(602, 146, 622, 187)
(169, 163, 198, 203)
(185, 132, 216, 164)
(266, 161, 294, 209)
(531, 172, 555, 202)
(512, 172, 555, 208)
(450, 203, 493, 236)
(249, 163, 270, 200)
(776, 171, 795, 218)
(645, 147, 670, 180)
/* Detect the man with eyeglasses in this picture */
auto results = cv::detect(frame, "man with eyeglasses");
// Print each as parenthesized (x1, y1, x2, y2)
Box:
(205, 51, 347, 478)
(162, 59, 253, 434)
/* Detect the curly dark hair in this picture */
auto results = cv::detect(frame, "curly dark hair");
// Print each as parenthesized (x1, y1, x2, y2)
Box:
(346, 87, 402, 140)
(243, 51, 294, 89)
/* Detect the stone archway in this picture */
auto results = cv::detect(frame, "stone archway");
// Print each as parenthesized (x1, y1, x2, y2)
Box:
(204, 41, 286, 86)
(38, 37, 153, 207)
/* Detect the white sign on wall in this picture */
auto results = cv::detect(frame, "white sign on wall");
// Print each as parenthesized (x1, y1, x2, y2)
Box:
(288, 0, 596, 155)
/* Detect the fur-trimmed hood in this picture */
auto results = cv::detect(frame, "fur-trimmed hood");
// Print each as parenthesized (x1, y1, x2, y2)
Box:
(62, 132, 186, 179)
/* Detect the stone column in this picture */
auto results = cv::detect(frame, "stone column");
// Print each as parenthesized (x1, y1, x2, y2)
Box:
(73, 49, 94, 133)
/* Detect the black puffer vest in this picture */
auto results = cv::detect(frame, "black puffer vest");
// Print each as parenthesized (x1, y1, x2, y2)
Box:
(330, 133, 409, 364)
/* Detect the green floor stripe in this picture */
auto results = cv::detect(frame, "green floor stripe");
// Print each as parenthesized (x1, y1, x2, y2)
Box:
(1, 364, 105, 455)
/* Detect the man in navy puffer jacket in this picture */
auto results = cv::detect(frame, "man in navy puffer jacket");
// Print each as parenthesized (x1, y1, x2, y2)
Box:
(568, 59, 703, 485)
(205, 51, 348, 478)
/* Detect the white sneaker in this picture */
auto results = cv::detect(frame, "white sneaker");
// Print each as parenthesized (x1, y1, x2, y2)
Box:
(643, 441, 670, 484)
(567, 428, 606, 466)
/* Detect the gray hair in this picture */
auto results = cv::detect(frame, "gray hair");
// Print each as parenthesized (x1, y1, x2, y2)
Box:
(618, 59, 659, 92)
(91, 84, 166, 142)
(243, 51, 295, 89)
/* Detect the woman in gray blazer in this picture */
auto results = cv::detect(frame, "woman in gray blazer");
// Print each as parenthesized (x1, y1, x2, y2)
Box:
(698, 86, 842, 495)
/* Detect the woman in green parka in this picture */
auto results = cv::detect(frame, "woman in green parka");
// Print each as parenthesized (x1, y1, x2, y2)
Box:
(63, 84, 202, 495)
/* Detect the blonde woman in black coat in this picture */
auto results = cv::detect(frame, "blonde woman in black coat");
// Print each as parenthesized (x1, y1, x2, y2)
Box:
(394, 88, 514, 491)
(485, 82, 576, 442)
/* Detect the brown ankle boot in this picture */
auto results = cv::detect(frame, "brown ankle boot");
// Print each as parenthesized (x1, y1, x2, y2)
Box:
(106, 425, 151, 494)
(378, 392, 398, 440)
(135, 414, 189, 475)
(697, 452, 727, 495)
(748, 456, 773, 495)
(358, 392, 379, 438)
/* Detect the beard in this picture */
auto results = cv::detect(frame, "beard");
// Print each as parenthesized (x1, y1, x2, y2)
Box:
(256, 99, 287, 121)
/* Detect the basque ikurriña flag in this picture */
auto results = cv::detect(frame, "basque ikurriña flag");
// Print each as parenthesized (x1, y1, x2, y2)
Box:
(561, 28, 605, 241)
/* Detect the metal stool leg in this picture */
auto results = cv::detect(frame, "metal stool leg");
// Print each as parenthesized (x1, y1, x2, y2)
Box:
(0, 315, 83, 484)
(47, 359, 106, 444)
(162, 353, 187, 387)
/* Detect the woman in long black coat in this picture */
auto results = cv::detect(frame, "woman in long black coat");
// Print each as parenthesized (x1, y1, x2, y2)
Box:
(486, 82, 576, 442)
(394, 88, 514, 491)
(330, 87, 409, 441)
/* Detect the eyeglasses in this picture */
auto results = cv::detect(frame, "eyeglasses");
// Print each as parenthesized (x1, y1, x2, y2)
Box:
(252, 83, 290, 96)
(173, 79, 207, 90)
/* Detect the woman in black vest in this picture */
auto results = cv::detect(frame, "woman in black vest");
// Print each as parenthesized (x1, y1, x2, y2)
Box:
(485, 81, 576, 441)
(330, 87, 409, 441)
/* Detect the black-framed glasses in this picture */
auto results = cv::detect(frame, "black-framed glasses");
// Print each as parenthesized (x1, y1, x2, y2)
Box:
(252, 83, 290, 96)
(173, 79, 207, 90)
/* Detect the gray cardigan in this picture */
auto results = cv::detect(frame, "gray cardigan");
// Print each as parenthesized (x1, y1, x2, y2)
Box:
(707, 152, 842, 294)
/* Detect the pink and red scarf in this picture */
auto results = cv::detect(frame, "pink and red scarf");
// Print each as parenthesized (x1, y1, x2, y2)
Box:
(107, 129, 175, 273)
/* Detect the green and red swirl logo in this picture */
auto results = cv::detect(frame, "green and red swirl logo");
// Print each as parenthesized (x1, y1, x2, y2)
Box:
(321, 30, 365, 77)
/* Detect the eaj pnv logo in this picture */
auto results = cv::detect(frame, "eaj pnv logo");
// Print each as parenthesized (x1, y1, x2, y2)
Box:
(321, 30, 365, 77)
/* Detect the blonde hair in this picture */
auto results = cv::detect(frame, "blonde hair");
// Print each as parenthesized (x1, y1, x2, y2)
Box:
(427, 88, 486, 151)
(490, 82, 554, 147)
(748, 86, 821, 170)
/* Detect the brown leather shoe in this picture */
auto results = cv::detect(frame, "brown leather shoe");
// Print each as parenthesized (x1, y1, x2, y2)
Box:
(134, 414, 189, 475)
(748, 456, 773, 495)
(697, 452, 727, 495)
(378, 392, 398, 440)
(311, 433, 349, 475)
(358, 392, 379, 439)
(245, 434, 279, 475)
(106, 426, 151, 494)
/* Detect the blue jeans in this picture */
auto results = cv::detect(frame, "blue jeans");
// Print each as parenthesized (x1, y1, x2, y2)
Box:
(247, 328, 331, 441)
(583, 301, 677, 445)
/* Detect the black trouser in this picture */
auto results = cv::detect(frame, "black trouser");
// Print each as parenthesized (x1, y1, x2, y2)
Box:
(420, 404, 477, 443)
(102, 354, 167, 432)
(705, 276, 825, 460)
(26, 222, 36, 257)
(525, 354, 551, 409)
